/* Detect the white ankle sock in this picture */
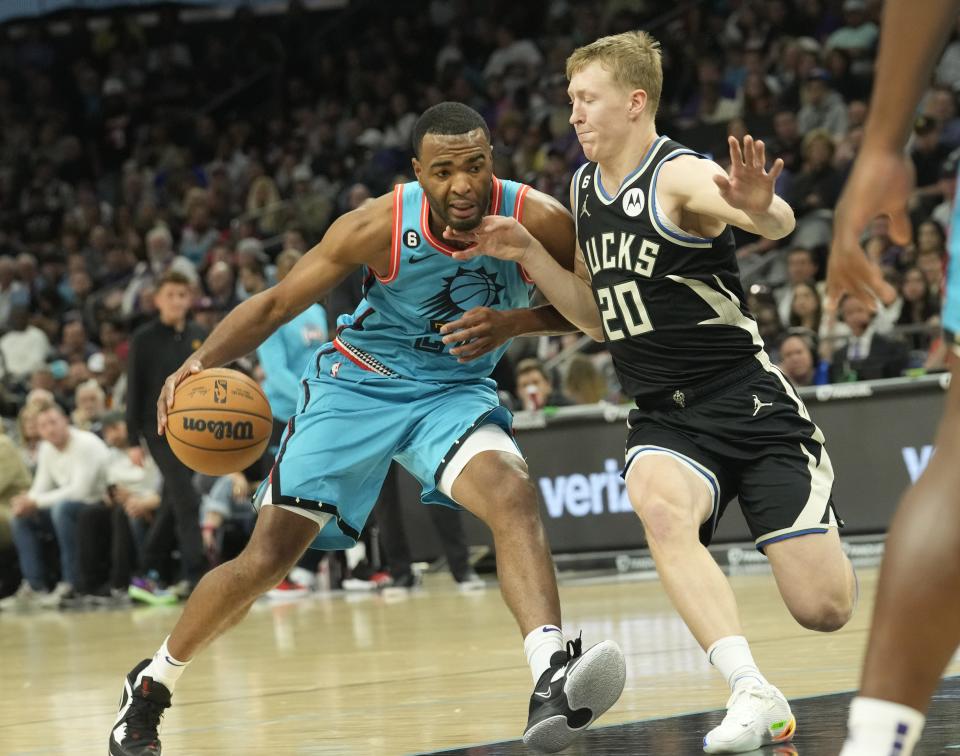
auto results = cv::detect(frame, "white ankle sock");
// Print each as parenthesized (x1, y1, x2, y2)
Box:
(141, 636, 190, 693)
(524, 625, 564, 683)
(706, 635, 767, 691)
(844, 697, 925, 756)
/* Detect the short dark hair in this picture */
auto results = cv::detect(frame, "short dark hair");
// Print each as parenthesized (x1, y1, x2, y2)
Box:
(412, 102, 491, 158)
(156, 269, 192, 290)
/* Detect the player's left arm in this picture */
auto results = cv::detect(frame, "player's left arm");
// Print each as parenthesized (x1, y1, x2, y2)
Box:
(661, 136, 795, 241)
(439, 189, 577, 362)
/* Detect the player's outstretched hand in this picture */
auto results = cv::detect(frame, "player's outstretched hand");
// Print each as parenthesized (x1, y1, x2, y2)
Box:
(714, 135, 783, 215)
(827, 149, 909, 309)
(443, 215, 534, 263)
(157, 358, 203, 436)
(440, 306, 515, 363)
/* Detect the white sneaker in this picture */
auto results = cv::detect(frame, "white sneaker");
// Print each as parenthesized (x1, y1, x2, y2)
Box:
(703, 683, 796, 753)
(37, 581, 75, 610)
(0, 580, 39, 610)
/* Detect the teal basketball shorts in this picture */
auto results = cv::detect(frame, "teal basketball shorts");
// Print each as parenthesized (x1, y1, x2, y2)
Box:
(253, 348, 517, 550)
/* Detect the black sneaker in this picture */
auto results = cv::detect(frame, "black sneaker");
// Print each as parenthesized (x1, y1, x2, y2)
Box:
(109, 659, 171, 755)
(522, 635, 626, 753)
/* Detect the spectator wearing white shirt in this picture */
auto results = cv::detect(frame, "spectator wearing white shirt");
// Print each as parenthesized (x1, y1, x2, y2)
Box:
(0, 307, 50, 381)
(4, 403, 110, 609)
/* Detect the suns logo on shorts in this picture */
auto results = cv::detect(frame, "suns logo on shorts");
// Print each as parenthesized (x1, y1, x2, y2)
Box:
(420, 266, 505, 321)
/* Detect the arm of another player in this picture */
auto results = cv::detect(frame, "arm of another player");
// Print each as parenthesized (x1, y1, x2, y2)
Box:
(439, 189, 581, 361)
(827, 0, 959, 308)
(661, 136, 795, 240)
(443, 189, 603, 341)
(156, 195, 394, 434)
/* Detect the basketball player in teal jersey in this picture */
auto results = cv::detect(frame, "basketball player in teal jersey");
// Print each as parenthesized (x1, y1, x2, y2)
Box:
(109, 103, 626, 756)
(827, 2, 960, 754)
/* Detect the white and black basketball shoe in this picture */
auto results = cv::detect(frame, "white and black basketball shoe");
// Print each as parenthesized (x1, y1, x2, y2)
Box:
(522, 635, 626, 753)
(109, 659, 171, 756)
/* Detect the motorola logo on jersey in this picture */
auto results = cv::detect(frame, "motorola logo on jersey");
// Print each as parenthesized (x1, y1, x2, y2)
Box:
(420, 266, 506, 321)
(582, 232, 660, 277)
(622, 188, 645, 217)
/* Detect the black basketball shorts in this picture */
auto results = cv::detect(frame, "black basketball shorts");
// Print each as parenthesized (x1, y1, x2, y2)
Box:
(624, 362, 840, 552)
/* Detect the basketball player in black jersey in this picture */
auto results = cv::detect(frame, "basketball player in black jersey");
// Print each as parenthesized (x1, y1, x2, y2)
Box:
(444, 31, 857, 754)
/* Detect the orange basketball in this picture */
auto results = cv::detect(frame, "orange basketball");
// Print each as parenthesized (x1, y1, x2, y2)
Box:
(165, 368, 273, 475)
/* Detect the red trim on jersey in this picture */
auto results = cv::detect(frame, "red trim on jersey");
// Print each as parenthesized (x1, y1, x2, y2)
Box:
(376, 184, 403, 283)
(513, 184, 535, 284)
(420, 176, 505, 256)
(491, 175, 503, 215)
(332, 338, 374, 372)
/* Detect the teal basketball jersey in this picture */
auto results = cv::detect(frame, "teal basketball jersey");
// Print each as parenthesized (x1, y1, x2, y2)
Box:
(329, 177, 535, 382)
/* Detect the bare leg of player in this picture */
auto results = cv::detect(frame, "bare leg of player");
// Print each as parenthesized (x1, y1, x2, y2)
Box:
(626, 456, 741, 646)
(168, 505, 319, 659)
(626, 454, 795, 754)
(841, 360, 960, 756)
(451, 451, 561, 634)
(108, 505, 319, 756)
(452, 450, 626, 753)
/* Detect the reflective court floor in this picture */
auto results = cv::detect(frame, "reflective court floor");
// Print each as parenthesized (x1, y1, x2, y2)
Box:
(3, 566, 960, 755)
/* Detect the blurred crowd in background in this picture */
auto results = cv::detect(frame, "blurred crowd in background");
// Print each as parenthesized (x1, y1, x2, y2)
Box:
(0, 0, 957, 607)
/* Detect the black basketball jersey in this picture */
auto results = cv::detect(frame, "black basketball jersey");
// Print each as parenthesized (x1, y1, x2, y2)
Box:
(573, 136, 764, 403)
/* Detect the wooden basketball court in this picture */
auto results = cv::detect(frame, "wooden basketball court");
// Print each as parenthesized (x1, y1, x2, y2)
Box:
(3, 565, 959, 755)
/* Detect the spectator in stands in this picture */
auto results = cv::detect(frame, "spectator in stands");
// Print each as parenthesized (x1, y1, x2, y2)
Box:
(56, 314, 97, 364)
(256, 249, 327, 446)
(910, 116, 952, 219)
(788, 281, 824, 334)
(515, 358, 573, 411)
(893, 267, 940, 354)
(917, 247, 946, 300)
(0, 306, 50, 381)
(786, 129, 844, 217)
(73, 412, 160, 605)
(776, 247, 822, 324)
(797, 69, 848, 138)
(237, 259, 268, 301)
(825, 0, 878, 60)
(0, 421, 32, 561)
(1, 402, 109, 609)
(125, 270, 206, 599)
(204, 260, 239, 312)
(0, 257, 28, 330)
(779, 332, 820, 388)
(72, 378, 106, 433)
(17, 403, 44, 473)
(122, 226, 197, 317)
(564, 355, 608, 405)
(829, 297, 909, 383)
(922, 84, 960, 150)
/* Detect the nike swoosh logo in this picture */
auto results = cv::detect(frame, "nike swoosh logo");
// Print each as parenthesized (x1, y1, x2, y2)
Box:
(165, 655, 186, 666)
(409, 254, 433, 264)
(534, 686, 552, 699)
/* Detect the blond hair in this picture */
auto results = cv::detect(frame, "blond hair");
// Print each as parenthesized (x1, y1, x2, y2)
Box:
(566, 31, 663, 116)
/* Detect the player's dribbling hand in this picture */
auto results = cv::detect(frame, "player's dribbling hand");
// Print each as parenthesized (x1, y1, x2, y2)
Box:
(157, 358, 203, 436)
(443, 215, 534, 263)
(826, 149, 909, 310)
(440, 306, 515, 362)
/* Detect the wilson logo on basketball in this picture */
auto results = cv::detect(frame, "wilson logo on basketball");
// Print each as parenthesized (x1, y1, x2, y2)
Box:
(182, 417, 255, 441)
